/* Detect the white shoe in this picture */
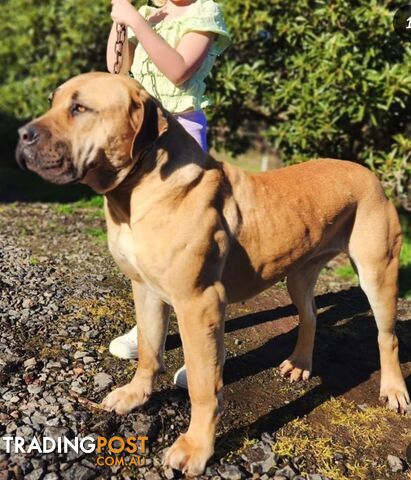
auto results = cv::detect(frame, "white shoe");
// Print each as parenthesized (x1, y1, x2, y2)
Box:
(109, 326, 138, 359)
(173, 349, 227, 390)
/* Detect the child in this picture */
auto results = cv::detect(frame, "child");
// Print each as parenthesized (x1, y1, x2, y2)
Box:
(106, 0, 230, 386)
(107, 0, 230, 150)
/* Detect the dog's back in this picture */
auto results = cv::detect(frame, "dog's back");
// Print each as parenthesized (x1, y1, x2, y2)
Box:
(218, 158, 398, 302)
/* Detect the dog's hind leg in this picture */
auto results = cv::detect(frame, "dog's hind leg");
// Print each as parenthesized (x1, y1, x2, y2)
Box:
(349, 201, 410, 412)
(280, 255, 333, 382)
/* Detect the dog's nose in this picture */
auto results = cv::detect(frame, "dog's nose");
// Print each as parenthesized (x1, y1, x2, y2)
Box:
(18, 125, 40, 145)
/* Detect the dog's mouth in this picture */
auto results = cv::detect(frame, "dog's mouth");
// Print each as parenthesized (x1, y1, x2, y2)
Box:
(16, 141, 85, 186)
(15, 122, 88, 185)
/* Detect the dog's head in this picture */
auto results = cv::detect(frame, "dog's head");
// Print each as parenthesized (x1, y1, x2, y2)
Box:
(16, 72, 168, 193)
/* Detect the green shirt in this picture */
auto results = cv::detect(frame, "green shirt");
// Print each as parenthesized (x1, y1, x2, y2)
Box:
(127, 0, 230, 113)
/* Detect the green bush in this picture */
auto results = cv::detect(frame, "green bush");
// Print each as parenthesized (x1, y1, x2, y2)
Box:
(0, 0, 410, 203)
(209, 0, 411, 203)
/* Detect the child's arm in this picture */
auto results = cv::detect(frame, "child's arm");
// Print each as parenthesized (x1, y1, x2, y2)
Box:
(111, 0, 215, 85)
(106, 22, 136, 74)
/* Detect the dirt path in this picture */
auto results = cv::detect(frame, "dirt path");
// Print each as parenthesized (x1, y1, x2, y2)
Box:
(0, 202, 410, 480)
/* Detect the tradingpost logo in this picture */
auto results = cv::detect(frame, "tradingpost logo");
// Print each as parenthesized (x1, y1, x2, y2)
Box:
(2, 434, 149, 467)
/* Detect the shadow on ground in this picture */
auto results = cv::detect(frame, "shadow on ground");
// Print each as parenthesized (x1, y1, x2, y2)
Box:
(209, 286, 411, 456)
(162, 285, 411, 454)
(0, 167, 95, 203)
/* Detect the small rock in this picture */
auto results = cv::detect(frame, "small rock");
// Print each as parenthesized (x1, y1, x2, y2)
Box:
(261, 432, 275, 445)
(16, 425, 33, 438)
(30, 459, 45, 471)
(46, 361, 61, 369)
(61, 464, 95, 480)
(387, 454, 405, 473)
(218, 464, 244, 480)
(163, 467, 175, 479)
(23, 358, 37, 369)
(43, 474, 59, 480)
(67, 448, 85, 462)
(25, 469, 44, 480)
(93, 372, 113, 391)
(275, 464, 298, 479)
(70, 385, 84, 394)
(6, 421, 17, 433)
(205, 465, 218, 476)
(22, 299, 32, 309)
(31, 413, 48, 426)
(23, 373, 37, 385)
(81, 459, 96, 470)
(132, 415, 152, 436)
(82, 356, 95, 365)
(43, 426, 70, 442)
(27, 384, 43, 395)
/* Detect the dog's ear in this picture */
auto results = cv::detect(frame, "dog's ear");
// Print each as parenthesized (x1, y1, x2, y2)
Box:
(129, 88, 168, 160)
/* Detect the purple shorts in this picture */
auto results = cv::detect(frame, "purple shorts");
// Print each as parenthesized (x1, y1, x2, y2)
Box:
(174, 110, 208, 152)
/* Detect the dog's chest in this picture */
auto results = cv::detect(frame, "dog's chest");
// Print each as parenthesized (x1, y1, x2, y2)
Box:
(108, 224, 143, 282)
(107, 223, 169, 302)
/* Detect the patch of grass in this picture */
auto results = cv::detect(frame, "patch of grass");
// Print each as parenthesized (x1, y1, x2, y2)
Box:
(85, 227, 107, 242)
(28, 255, 39, 266)
(52, 204, 76, 215)
(66, 297, 133, 327)
(73, 196, 104, 209)
(326, 398, 388, 449)
(222, 432, 258, 462)
(334, 264, 357, 282)
(273, 397, 397, 480)
(51, 196, 104, 218)
(48, 222, 66, 234)
(40, 346, 64, 360)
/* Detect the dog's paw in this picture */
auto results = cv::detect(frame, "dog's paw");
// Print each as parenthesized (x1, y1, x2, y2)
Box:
(380, 385, 410, 414)
(163, 433, 212, 476)
(101, 382, 151, 414)
(279, 357, 311, 382)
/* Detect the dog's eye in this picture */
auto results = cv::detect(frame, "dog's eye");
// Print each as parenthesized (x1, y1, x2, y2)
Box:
(70, 103, 88, 116)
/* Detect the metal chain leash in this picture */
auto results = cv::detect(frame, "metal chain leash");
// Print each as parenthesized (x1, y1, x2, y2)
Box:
(113, 23, 126, 74)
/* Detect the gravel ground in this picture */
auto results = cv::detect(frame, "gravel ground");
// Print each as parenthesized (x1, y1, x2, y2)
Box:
(0, 202, 410, 480)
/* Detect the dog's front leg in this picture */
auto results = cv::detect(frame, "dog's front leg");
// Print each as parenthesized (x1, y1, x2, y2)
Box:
(102, 281, 170, 414)
(165, 283, 226, 476)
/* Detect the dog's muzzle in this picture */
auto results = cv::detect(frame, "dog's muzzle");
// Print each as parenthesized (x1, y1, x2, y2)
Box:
(16, 123, 82, 185)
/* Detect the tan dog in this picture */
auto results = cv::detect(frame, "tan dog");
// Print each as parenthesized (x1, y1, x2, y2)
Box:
(16, 72, 409, 476)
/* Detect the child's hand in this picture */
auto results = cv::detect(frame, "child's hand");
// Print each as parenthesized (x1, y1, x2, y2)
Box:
(111, 0, 138, 26)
